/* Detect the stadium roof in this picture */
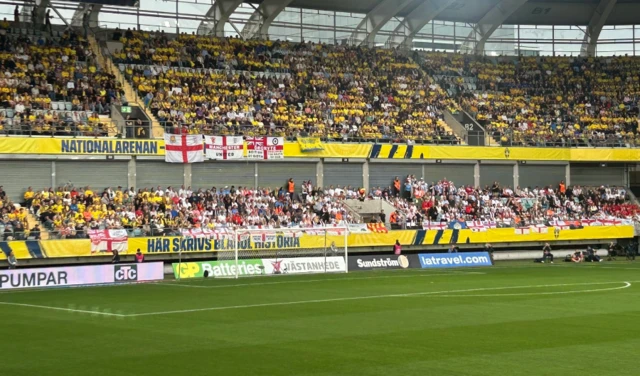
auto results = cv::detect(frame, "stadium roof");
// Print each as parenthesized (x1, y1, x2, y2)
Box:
(244, 0, 640, 25)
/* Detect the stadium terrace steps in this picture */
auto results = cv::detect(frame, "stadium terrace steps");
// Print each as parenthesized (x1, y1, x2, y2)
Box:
(89, 36, 164, 139)
(26, 213, 48, 240)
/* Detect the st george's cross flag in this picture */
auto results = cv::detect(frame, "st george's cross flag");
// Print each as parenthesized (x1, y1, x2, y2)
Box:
(164, 134, 204, 163)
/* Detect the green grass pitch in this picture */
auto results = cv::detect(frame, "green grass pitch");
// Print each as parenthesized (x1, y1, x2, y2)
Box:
(1, 261, 640, 376)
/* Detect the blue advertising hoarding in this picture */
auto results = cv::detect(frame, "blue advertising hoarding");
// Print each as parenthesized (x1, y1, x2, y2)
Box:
(418, 252, 492, 269)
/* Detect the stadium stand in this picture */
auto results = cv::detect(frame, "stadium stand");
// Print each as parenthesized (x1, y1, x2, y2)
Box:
(418, 52, 640, 147)
(114, 31, 461, 143)
(22, 178, 639, 239)
(0, 26, 123, 136)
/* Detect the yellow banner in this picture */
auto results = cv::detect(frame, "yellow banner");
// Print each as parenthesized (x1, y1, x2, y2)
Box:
(3, 225, 633, 259)
(284, 142, 372, 159)
(0, 138, 163, 156)
(297, 137, 324, 152)
(371, 144, 640, 162)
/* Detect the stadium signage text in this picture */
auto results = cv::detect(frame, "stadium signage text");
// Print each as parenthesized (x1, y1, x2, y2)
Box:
(60, 140, 159, 155)
(348, 254, 416, 270)
(146, 236, 301, 253)
(173, 257, 346, 279)
(0, 263, 164, 290)
(418, 252, 493, 269)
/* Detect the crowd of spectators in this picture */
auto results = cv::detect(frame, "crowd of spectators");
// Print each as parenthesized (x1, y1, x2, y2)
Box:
(23, 181, 358, 238)
(418, 52, 640, 147)
(0, 23, 124, 136)
(0, 186, 39, 241)
(20, 174, 640, 239)
(114, 30, 460, 143)
(376, 175, 639, 229)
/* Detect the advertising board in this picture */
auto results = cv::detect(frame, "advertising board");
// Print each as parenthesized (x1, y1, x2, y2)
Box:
(418, 252, 493, 269)
(0, 262, 164, 290)
(348, 254, 418, 271)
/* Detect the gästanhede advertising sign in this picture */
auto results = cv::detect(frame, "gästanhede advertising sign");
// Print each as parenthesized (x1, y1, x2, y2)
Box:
(0, 263, 164, 290)
(348, 254, 418, 270)
(418, 252, 493, 269)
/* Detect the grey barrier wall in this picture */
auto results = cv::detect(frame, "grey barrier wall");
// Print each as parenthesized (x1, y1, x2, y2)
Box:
(1, 157, 633, 202)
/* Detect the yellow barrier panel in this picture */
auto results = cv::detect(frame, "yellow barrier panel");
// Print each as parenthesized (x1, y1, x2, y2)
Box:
(40, 239, 93, 258)
(372, 144, 640, 162)
(421, 226, 633, 245)
(284, 142, 372, 159)
(7, 226, 632, 259)
(0, 138, 164, 156)
(297, 137, 324, 152)
(4, 136, 640, 161)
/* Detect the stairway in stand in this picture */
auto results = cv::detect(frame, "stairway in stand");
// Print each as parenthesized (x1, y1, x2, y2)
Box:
(87, 35, 164, 139)
(26, 213, 49, 240)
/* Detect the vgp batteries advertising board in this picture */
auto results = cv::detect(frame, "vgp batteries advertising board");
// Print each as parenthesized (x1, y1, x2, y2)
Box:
(348, 254, 418, 271)
(0, 262, 164, 290)
(173, 257, 346, 279)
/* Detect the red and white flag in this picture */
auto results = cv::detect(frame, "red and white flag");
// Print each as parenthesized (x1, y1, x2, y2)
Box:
(466, 221, 487, 232)
(529, 225, 548, 234)
(164, 134, 204, 163)
(204, 136, 244, 160)
(423, 221, 447, 230)
(88, 229, 128, 253)
(514, 227, 530, 235)
(246, 136, 284, 160)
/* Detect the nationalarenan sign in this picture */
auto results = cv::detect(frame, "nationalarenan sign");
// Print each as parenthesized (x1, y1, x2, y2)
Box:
(0, 263, 164, 290)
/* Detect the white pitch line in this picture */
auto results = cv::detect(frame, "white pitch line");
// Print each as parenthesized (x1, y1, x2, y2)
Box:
(433, 282, 631, 297)
(0, 301, 127, 317)
(154, 271, 486, 289)
(127, 281, 633, 317)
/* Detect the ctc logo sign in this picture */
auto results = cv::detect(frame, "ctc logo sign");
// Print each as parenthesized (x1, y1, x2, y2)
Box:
(114, 265, 138, 282)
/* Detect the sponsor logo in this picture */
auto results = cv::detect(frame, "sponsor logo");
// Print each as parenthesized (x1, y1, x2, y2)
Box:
(262, 257, 346, 275)
(356, 256, 409, 269)
(0, 263, 163, 290)
(174, 260, 265, 279)
(349, 254, 416, 270)
(0, 271, 69, 289)
(114, 265, 138, 282)
(418, 252, 493, 269)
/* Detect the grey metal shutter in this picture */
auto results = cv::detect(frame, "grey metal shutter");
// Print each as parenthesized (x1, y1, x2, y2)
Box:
(369, 163, 422, 189)
(0, 161, 52, 202)
(324, 163, 363, 190)
(480, 164, 514, 189)
(519, 165, 566, 189)
(136, 161, 185, 190)
(425, 164, 474, 186)
(571, 165, 625, 187)
(192, 161, 256, 189)
(56, 161, 128, 191)
(257, 162, 316, 192)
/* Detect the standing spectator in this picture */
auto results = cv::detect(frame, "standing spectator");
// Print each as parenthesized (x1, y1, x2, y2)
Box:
(484, 243, 494, 263)
(44, 9, 52, 34)
(542, 243, 554, 263)
(30, 224, 41, 240)
(287, 178, 295, 196)
(111, 249, 120, 264)
(393, 177, 401, 197)
(379, 210, 386, 224)
(393, 240, 402, 255)
(135, 248, 144, 263)
(82, 10, 90, 39)
(14, 6, 19, 27)
(30, 6, 36, 30)
(7, 251, 17, 269)
(143, 92, 153, 109)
